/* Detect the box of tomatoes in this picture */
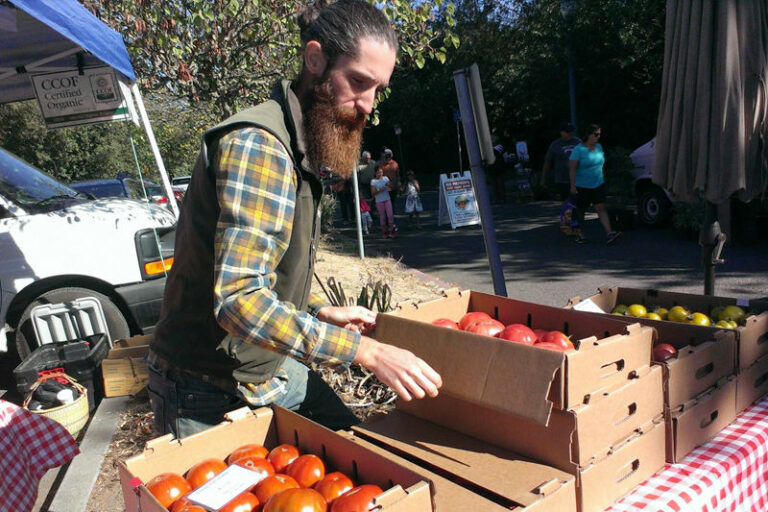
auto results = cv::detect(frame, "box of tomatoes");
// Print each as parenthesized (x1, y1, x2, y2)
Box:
(567, 286, 768, 370)
(118, 406, 436, 512)
(374, 289, 655, 424)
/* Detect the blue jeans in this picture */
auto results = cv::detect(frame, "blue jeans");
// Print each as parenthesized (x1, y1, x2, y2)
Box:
(147, 356, 358, 438)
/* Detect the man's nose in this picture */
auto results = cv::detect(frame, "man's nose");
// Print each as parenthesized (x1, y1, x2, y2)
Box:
(355, 89, 377, 115)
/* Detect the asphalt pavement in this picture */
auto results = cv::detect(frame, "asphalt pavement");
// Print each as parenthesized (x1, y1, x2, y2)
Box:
(337, 189, 768, 307)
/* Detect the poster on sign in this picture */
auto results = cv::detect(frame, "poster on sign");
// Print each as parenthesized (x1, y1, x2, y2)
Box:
(438, 171, 481, 229)
(31, 66, 137, 128)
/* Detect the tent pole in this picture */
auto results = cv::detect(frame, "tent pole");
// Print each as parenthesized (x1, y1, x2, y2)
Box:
(130, 83, 180, 219)
(699, 201, 726, 296)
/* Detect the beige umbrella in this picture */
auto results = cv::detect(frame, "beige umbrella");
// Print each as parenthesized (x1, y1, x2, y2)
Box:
(653, 0, 768, 204)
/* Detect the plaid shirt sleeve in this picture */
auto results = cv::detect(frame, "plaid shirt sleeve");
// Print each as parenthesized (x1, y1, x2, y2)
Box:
(212, 127, 360, 372)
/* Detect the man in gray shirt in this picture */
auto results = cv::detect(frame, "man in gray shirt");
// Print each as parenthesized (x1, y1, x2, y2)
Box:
(540, 122, 581, 200)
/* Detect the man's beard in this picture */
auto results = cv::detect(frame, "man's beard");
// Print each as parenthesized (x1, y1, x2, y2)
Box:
(303, 79, 366, 179)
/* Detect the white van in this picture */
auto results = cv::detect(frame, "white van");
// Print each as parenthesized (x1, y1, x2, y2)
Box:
(0, 147, 176, 358)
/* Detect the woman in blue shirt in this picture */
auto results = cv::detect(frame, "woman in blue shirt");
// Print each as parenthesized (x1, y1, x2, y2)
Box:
(569, 123, 621, 245)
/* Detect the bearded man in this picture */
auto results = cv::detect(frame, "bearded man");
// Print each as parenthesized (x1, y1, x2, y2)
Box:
(146, 0, 441, 438)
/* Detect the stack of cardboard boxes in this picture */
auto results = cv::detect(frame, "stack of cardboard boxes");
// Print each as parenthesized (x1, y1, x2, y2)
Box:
(359, 289, 667, 512)
(568, 287, 768, 461)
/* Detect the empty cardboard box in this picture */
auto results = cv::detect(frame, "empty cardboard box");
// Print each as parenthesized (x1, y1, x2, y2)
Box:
(102, 334, 151, 397)
(736, 352, 768, 413)
(120, 406, 435, 512)
(376, 289, 654, 424)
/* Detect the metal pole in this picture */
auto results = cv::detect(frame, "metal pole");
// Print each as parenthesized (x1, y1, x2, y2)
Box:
(456, 119, 463, 172)
(351, 166, 365, 259)
(453, 68, 507, 297)
(700, 201, 726, 296)
(566, 35, 578, 130)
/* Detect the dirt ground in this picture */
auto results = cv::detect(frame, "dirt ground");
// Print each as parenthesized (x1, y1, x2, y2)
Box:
(83, 234, 452, 512)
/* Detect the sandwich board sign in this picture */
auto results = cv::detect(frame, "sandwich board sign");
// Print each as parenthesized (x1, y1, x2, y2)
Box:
(438, 171, 481, 229)
(31, 66, 137, 128)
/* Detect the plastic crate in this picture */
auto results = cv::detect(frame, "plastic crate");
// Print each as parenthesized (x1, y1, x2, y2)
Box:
(13, 334, 108, 412)
(30, 297, 112, 347)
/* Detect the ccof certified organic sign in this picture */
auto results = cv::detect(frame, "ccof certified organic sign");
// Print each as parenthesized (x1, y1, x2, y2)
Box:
(31, 66, 133, 128)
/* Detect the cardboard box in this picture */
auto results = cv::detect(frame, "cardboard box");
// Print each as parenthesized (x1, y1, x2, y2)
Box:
(666, 377, 737, 463)
(377, 289, 655, 423)
(355, 408, 664, 512)
(736, 352, 768, 413)
(353, 410, 576, 511)
(393, 365, 663, 471)
(119, 406, 435, 512)
(102, 334, 151, 397)
(567, 286, 768, 369)
(347, 428, 576, 511)
(662, 336, 736, 409)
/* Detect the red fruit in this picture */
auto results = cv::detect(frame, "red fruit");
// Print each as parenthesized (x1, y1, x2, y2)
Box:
(253, 474, 300, 505)
(263, 488, 327, 512)
(227, 443, 269, 464)
(233, 456, 275, 484)
(458, 311, 492, 330)
(219, 492, 260, 512)
(330, 484, 384, 512)
(176, 506, 207, 512)
(185, 458, 227, 490)
(268, 444, 300, 473)
(285, 454, 325, 488)
(465, 319, 505, 337)
(145, 472, 192, 509)
(432, 318, 459, 329)
(169, 496, 193, 512)
(533, 328, 549, 342)
(314, 472, 355, 505)
(653, 343, 678, 362)
(496, 324, 537, 345)
(535, 342, 570, 351)
(539, 330, 574, 350)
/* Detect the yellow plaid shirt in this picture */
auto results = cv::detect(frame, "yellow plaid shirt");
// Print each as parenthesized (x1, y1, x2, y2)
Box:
(212, 127, 360, 406)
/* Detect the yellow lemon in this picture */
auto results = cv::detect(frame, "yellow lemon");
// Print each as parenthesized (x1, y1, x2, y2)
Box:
(646, 312, 662, 321)
(689, 312, 711, 326)
(655, 307, 669, 320)
(715, 320, 735, 329)
(727, 320, 739, 329)
(719, 305, 746, 324)
(626, 304, 648, 318)
(612, 304, 628, 315)
(667, 306, 690, 323)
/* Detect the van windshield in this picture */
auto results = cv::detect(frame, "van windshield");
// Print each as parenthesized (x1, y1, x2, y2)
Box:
(0, 148, 87, 213)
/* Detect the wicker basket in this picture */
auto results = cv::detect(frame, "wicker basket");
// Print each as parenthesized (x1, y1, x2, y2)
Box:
(23, 372, 89, 438)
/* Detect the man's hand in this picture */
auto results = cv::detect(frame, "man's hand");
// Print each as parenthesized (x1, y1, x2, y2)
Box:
(316, 305, 376, 335)
(353, 336, 442, 401)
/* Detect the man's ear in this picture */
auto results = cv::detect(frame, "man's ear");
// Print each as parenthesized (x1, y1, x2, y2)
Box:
(304, 40, 328, 77)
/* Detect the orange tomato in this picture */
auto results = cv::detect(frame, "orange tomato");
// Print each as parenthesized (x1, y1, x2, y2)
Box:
(285, 454, 325, 488)
(185, 458, 227, 490)
(145, 472, 192, 509)
(219, 491, 260, 512)
(314, 472, 354, 505)
(227, 443, 269, 464)
(263, 488, 326, 512)
(330, 484, 383, 512)
(268, 444, 300, 473)
(253, 474, 300, 505)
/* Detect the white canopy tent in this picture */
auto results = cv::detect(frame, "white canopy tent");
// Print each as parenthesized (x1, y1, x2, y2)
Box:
(0, 0, 179, 217)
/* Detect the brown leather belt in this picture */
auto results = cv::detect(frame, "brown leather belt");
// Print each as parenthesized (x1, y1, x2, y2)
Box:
(146, 350, 236, 391)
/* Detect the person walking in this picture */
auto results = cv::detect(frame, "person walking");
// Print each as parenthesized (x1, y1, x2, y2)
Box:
(569, 123, 621, 245)
(371, 166, 396, 238)
(378, 148, 401, 204)
(404, 170, 423, 228)
(147, 0, 441, 439)
(540, 121, 581, 200)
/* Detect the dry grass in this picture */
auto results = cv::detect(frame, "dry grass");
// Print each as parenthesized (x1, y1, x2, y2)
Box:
(84, 234, 449, 511)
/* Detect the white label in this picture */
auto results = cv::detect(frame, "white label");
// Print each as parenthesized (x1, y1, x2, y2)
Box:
(572, 298, 607, 314)
(188, 465, 262, 510)
(737, 298, 750, 307)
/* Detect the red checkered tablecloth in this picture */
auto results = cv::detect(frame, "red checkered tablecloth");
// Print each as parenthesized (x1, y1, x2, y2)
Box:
(607, 395, 768, 511)
(0, 399, 80, 512)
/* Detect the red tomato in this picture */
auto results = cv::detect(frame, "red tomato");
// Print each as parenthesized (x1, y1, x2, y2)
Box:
(254, 474, 301, 505)
(539, 330, 574, 350)
(268, 444, 301, 473)
(263, 488, 327, 512)
(185, 458, 227, 490)
(330, 484, 383, 512)
(219, 492, 261, 512)
(234, 456, 275, 484)
(285, 454, 326, 488)
(145, 472, 192, 509)
(465, 319, 505, 337)
(534, 341, 569, 351)
(314, 472, 354, 505)
(533, 328, 549, 342)
(175, 506, 207, 512)
(169, 496, 193, 512)
(432, 318, 459, 329)
(227, 443, 269, 464)
(652, 343, 678, 362)
(496, 324, 537, 345)
(458, 311, 492, 330)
